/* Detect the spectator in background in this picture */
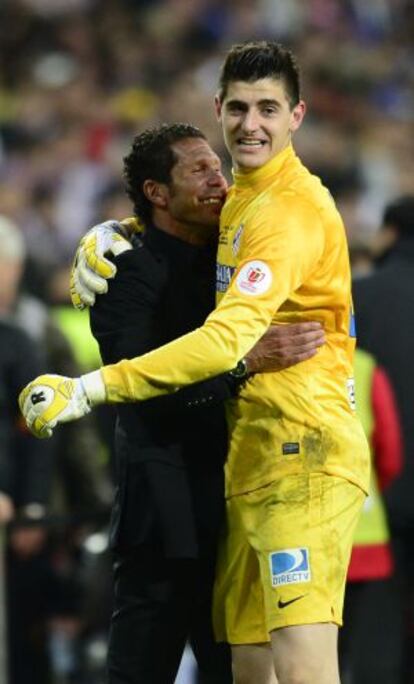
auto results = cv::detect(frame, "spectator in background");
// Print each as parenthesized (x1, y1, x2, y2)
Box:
(0, 215, 110, 516)
(0, 0, 413, 264)
(0, 216, 112, 683)
(0, 215, 53, 682)
(0, 319, 53, 684)
(0, 214, 59, 344)
(353, 195, 414, 683)
(339, 347, 403, 684)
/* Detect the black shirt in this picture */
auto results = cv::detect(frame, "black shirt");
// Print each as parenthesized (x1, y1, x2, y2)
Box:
(90, 224, 237, 557)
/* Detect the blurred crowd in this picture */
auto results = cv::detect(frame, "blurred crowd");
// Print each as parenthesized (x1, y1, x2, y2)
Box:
(0, 0, 413, 291)
(0, 0, 413, 683)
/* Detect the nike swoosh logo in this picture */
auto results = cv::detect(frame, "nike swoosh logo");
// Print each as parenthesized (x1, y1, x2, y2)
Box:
(278, 595, 306, 609)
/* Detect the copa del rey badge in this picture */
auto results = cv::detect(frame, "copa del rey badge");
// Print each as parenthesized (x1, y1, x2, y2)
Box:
(236, 260, 273, 296)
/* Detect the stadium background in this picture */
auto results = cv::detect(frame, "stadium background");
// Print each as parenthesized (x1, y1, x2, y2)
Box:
(0, 0, 413, 683)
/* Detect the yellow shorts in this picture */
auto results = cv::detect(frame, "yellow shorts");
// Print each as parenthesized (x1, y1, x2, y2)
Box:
(213, 473, 365, 645)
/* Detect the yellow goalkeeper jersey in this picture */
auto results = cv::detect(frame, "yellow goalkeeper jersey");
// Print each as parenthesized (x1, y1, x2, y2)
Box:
(103, 144, 370, 497)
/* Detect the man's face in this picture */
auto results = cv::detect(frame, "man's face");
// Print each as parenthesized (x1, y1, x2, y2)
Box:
(166, 138, 228, 231)
(216, 78, 305, 171)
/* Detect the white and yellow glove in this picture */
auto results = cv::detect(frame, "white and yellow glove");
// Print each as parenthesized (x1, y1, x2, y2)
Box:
(18, 371, 106, 439)
(70, 220, 133, 310)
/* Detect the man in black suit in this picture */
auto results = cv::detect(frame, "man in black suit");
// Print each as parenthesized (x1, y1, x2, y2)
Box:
(0, 318, 53, 684)
(352, 195, 414, 681)
(68, 123, 325, 683)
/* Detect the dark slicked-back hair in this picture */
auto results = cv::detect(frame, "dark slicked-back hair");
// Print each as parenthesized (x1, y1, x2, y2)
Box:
(218, 40, 301, 109)
(123, 123, 206, 227)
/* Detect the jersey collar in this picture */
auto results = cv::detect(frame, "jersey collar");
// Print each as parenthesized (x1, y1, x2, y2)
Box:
(232, 144, 295, 191)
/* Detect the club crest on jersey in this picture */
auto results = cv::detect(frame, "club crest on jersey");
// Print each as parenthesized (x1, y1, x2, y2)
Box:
(236, 260, 272, 296)
(269, 548, 311, 586)
(232, 224, 244, 256)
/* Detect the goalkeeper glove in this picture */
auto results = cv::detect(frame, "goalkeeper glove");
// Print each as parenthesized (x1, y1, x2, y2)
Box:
(70, 220, 133, 310)
(19, 371, 106, 439)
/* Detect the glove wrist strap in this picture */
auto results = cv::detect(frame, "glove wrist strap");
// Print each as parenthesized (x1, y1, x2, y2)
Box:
(80, 370, 107, 406)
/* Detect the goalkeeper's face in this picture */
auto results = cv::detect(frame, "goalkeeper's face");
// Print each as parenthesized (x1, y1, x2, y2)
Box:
(166, 137, 227, 233)
(215, 77, 305, 171)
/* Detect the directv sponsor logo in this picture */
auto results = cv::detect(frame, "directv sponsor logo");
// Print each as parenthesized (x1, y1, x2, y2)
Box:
(269, 548, 311, 587)
(216, 263, 235, 293)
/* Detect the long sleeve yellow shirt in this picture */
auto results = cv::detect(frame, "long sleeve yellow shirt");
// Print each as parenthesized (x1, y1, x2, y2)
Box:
(103, 144, 370, 496)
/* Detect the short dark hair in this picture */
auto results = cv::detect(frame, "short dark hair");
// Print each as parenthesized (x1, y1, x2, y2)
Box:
(123, 123, 207, 227)
(218, 40, 301, 109)
(383, 195, 414, 237)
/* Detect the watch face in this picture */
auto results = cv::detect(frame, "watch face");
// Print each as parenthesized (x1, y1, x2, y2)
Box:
(237, 361, 246, 376)
(231, 359, 247, 378)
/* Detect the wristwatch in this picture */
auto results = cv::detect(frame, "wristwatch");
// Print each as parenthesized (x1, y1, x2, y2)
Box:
(229, 358, 249, 380)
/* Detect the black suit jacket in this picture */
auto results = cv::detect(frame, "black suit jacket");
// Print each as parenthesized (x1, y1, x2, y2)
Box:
(0, 319, 51, 507)
(90, 226, 237, 558)
(353, 239, 414, 529)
